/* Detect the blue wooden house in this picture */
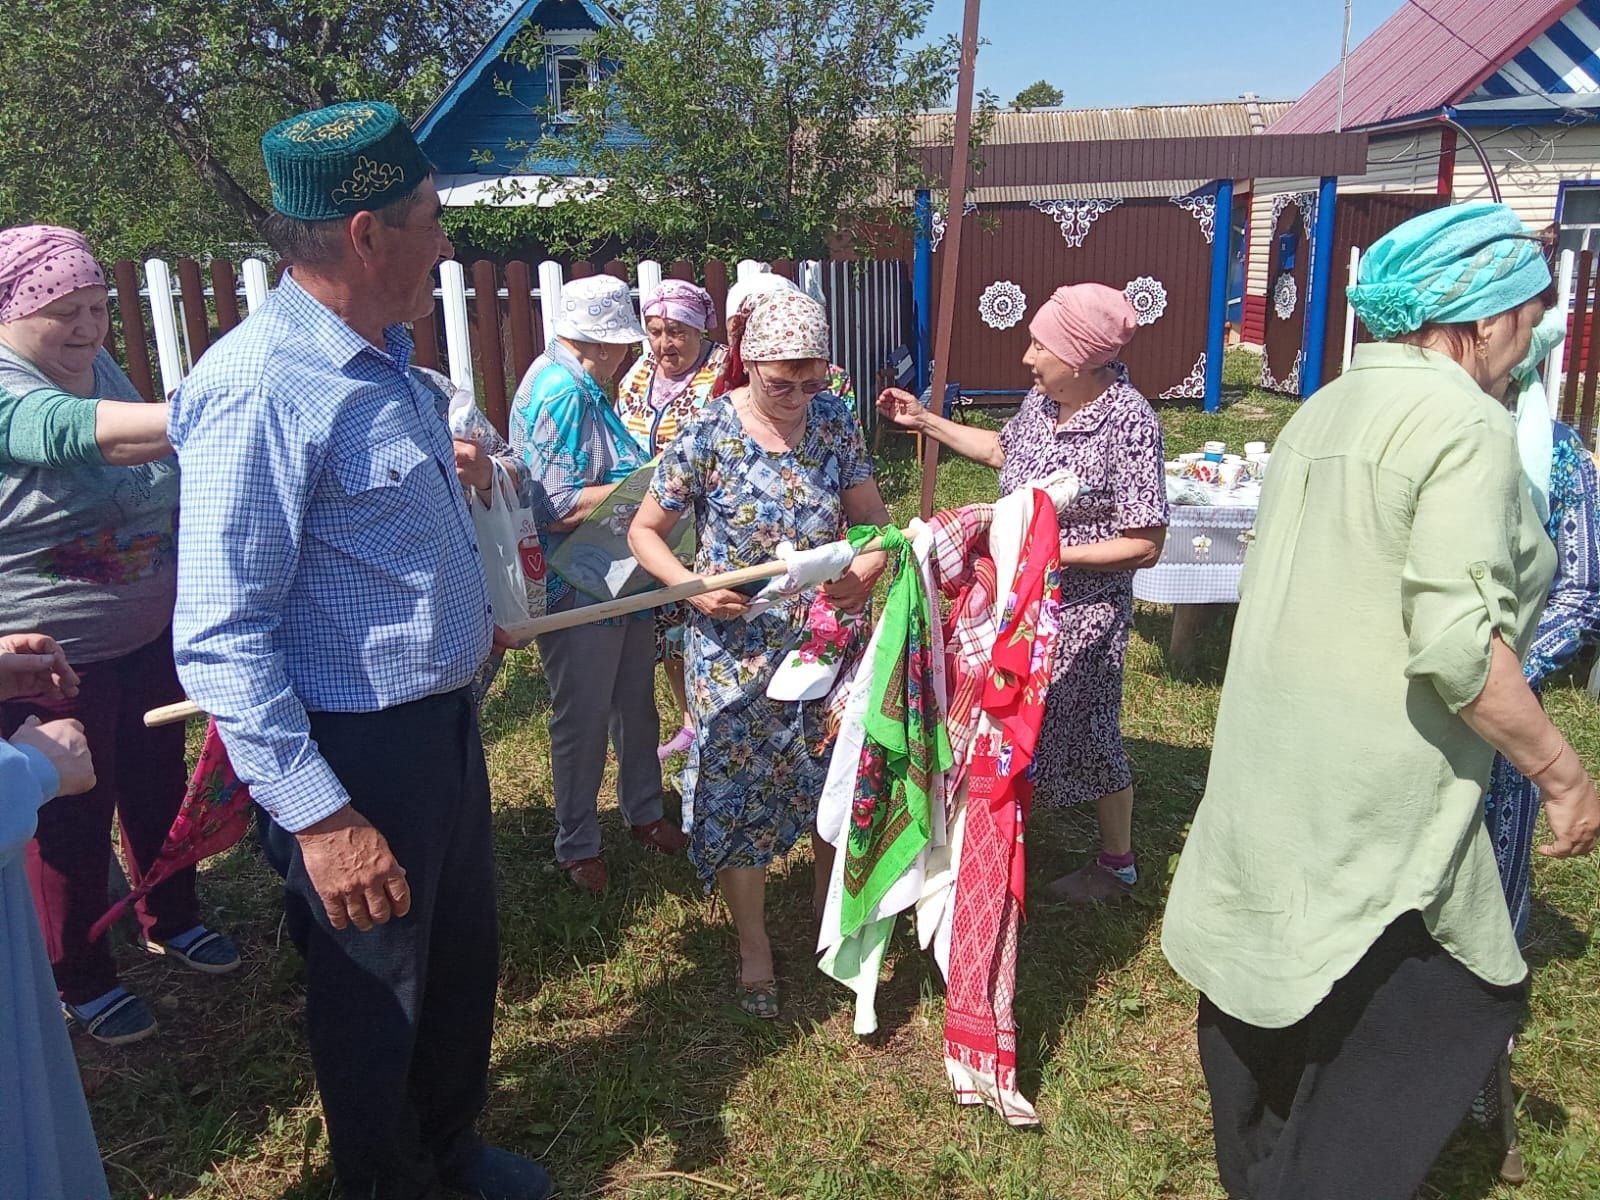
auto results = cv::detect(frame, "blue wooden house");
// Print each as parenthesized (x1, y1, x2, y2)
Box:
(413, 0, 643, 208)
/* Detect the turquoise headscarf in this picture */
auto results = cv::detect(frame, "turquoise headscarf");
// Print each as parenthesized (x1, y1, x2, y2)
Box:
(1348, 202, 1550, 339)
(1512, 306, 1569, 527)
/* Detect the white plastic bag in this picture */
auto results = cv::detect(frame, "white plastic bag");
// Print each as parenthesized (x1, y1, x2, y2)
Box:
(471, 460, 545, 627)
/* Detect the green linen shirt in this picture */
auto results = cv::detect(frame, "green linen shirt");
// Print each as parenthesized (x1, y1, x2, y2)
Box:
(1162, 343, 1557, 1029)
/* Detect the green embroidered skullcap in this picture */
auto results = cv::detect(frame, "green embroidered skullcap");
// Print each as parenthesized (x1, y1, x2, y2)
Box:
(262, 101, 433, 221)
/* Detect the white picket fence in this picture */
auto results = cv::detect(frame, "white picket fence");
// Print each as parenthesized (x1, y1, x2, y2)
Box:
(115, 256, 907, 415)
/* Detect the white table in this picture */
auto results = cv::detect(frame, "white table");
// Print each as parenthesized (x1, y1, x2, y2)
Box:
(1134, 500, 1258, 667)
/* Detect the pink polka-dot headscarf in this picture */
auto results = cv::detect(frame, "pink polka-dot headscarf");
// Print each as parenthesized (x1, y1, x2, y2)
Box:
(0, 225, 106, 324)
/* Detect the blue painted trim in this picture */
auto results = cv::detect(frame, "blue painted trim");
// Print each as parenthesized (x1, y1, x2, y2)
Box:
(1557, 177, 1600, 223)
(913, 190, 933, 393)
(1204, 178, 1234, 412)
(1544, 21, 1600, 91)
(1476, 71, 1519, 98)
(1450, 105, 1600, 126)
(1300, 177, 1339, 398)
(1512, 45, 1567, 94)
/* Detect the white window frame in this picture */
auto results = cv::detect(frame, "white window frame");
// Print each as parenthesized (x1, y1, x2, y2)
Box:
(545, 30, 599, 124)
(1557, 182, 1600, 255)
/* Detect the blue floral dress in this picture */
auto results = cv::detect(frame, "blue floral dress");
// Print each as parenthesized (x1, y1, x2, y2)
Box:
(1483, 423, 1600, 941)
(652, 392, 873, 881)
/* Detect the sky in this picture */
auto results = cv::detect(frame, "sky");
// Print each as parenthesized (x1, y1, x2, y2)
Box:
(920, 0, 1408, 109)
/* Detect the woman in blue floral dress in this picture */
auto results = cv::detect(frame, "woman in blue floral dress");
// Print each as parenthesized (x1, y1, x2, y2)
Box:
(1483, 419, 1600, 940)
(630, 290, 891, 1018)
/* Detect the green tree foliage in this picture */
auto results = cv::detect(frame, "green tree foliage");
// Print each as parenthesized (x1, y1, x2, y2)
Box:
(461, 0, 960, 262)
(1010, 80, 1063, 110)
(0, 0, 498, 261)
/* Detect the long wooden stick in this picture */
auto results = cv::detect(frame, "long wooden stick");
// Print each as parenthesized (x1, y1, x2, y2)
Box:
(919, 0, 982, 520)
(143, 530, 912, 727)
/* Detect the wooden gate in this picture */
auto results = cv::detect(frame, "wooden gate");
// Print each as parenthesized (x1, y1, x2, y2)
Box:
(1259, 192, 1315, 394)
(1324, 192, 1448, 384)
(932, 196, 1215, 402)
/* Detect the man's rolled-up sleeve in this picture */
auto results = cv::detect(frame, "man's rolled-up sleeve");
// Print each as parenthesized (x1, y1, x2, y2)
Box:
(1401, 418, 1526, 712)
(169, 386, 351, 831)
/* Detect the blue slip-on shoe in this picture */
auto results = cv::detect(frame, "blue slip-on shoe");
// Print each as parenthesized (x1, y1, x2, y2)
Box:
(441, 1145, 553, 1200)
(64, 987, 158, 1046)
(144, 925, 242, 975)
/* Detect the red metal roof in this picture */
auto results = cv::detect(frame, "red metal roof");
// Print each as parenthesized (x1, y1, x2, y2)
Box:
(1271, 0, 1577, 134)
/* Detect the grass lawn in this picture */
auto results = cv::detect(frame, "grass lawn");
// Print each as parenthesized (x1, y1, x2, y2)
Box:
(87, 353, 1600, 1198)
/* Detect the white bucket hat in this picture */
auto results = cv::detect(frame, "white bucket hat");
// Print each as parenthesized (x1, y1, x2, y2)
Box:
(553, 274, 646, 344)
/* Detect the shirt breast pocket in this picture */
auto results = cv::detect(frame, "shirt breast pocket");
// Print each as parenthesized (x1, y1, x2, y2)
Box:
(313, 436, 437, 561)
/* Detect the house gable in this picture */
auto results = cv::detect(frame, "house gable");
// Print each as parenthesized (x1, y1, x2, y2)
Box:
(414, 0, 637, 180)
(1472, 0, 1600, 98)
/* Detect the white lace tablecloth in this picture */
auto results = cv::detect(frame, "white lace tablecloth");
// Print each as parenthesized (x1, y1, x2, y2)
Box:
(1133, 503, 1258, 605)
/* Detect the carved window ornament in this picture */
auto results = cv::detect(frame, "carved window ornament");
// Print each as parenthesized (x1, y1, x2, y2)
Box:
(978, 280, 1027, 330)
(1030, 198, 1123, 248)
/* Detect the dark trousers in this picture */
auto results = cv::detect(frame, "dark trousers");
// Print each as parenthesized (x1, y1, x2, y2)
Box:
(261, 689, 498, 1200)
(1198, 912, 1525, 1200)
(2, 628, 195, 1003)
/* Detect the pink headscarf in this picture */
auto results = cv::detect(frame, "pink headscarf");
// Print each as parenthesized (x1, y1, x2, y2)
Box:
(0, 225, 106, 324)
(642, 279, 716, 333)
(1027, 283, 1137, 370)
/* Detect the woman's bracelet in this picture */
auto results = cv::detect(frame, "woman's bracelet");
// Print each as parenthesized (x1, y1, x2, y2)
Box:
(1526, 743, 1569, 782)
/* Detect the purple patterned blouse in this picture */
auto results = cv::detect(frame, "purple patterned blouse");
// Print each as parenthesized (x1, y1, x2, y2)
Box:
(995, 364, 1169, 807)
(997, 365, 1169, 603)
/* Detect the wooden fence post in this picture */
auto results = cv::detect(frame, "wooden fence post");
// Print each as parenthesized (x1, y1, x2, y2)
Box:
(112, 261, 157, 403)
(144, 259, 186, 399)
(439, 261, 474, 396)
(537, 261, 564, 346)
(241, 258, 271, 313)
(636, 260, 662, 353)
(176, 259, 212, 365)
(211, 260, 242, 333)
(703, 260, 730, 341)
(1546, 249, 1575, 412)
(471, 260, 509, 435)
(504, 260, 538, 385)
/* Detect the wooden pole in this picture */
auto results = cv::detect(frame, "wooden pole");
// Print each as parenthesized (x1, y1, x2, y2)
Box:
(143, 529, 916, 727)
(919, 0, 982, 520)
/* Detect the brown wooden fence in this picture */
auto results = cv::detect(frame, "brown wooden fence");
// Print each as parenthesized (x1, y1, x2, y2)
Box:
(104, 257, 787, 435)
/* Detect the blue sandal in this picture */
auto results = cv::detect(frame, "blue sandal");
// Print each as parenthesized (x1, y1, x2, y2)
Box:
(144, 926, 241, 975)
(65, 988, 157, 1046)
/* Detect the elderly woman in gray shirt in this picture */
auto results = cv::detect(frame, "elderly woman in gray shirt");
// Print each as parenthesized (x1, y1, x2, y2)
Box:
(0, 224, 239, 1047)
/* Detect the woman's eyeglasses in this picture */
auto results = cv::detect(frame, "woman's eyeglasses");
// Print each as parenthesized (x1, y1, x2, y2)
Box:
(753, 367, 827, 399)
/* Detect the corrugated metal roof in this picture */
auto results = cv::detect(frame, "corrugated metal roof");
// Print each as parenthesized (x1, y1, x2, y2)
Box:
(891, 100, 1290, 202)
(1271, 0, 1578, 134)
(909, 99, 1293, 146)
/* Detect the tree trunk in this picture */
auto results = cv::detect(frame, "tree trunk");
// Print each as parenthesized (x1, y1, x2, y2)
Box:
(154, 106, 273, 234)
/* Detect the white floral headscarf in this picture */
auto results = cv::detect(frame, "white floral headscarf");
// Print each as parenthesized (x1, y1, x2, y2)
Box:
(740, 289, 829, 362)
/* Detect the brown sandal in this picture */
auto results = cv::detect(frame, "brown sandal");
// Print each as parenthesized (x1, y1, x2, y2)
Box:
(559, 856, 608, 894)
(630, 818, 688, 855)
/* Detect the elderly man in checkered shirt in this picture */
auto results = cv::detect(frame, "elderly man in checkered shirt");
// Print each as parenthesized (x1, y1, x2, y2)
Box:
(167, 102, 550, 1200)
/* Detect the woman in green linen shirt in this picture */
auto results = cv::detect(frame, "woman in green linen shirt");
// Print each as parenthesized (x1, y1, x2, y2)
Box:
(1162, 203, 1599, 1200)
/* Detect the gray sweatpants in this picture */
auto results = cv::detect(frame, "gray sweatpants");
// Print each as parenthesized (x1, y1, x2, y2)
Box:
(535, 596, 663, 862)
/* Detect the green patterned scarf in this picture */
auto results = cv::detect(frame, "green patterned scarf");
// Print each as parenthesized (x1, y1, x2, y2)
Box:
(839, 525, 953, 938)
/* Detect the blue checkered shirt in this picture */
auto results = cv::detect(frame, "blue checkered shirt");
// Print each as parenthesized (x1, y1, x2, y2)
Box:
(168, 274, 493, 832)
